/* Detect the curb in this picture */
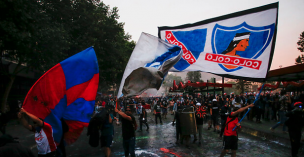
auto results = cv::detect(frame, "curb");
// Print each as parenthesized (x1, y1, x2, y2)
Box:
(241, 124, 291, 146)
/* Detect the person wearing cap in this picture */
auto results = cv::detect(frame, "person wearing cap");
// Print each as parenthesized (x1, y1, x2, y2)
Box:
(211, 98, 220, 133)
(220, 103, 254, 157)
(193, 102, 205, 145)
(284, 102, 304, 157)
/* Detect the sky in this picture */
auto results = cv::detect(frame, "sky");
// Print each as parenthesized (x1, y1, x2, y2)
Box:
(101, 0, 304, 71)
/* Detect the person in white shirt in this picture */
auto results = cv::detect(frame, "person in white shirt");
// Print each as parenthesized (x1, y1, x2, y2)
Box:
(18, 108, 57, 157)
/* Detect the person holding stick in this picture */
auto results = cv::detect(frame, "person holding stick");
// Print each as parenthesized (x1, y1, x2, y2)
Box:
(219, 103, 254, 157)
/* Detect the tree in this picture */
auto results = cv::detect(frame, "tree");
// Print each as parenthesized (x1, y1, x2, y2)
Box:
(0, 0, 135, 112)
(162, 74, 183, 93)
(207, 77, 216, 83)
(295, 54, 304, 64)
(224, 81, 236, 94)
(235, 79, 252, 94)
(295, 31, 304, 64)
(297, 31, 304, 52)
(0, 0, 59, 112)
(186, 71, 202, 82)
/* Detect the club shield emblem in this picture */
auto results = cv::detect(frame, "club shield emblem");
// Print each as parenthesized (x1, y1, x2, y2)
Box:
(209, 22, 275, 72)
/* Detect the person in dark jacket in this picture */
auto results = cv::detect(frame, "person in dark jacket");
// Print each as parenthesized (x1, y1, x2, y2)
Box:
(172, 106, 182, 144)
(211, 99, 220, 133)
(270, 90, 291, 133)
(115, 106, 137, 157)
(154, 101, 162, 124)
(285, 102, 304, 157)
(193, 102, 205, 145)
(255, 96, 264, 123)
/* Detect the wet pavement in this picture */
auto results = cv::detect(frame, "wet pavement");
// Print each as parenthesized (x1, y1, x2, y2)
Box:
(5, 112, 304, 157)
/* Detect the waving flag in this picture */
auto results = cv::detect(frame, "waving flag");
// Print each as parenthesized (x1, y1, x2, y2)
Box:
(158, 2, 278, 81)
(117, 33, 182, 97)
(23, 47, 99, 145)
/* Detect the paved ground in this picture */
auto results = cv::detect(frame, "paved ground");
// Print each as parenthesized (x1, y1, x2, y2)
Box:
(5, 111, 304, 157)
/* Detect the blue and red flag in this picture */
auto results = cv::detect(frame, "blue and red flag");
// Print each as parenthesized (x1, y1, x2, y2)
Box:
(23, 47, 99, 145)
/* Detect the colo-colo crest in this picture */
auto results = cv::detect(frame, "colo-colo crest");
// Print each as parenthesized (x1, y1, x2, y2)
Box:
(207, 22, 275, 72)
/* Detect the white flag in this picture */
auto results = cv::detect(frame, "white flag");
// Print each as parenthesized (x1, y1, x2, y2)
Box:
(118, 33, 182, 97)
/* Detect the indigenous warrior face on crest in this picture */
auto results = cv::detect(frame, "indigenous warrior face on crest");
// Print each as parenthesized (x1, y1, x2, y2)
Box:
(221, 32, 251, 55)
(221, 32, 250, 69)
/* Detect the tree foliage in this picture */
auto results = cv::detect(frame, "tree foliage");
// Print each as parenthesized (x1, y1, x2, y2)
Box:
(186, 71, 202, 82)
(162, 74, 183, 94)
(235, 79, 252, 94)
(224, 81, 236, 95)
(295, 54, 304, 64)
(295, 31, 304, 64)
(0, 0, 135, 112)
(297, 31, 304, 52)
(162, 74, 183, 88)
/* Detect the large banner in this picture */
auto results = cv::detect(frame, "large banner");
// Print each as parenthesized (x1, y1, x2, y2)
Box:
(158, 2, 278, 81)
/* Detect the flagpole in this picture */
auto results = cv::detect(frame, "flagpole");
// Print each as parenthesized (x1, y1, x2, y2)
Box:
(233, 84, 265, 131)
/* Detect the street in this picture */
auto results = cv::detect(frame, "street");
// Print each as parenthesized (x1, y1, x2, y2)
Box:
(6, 111, 298, 157)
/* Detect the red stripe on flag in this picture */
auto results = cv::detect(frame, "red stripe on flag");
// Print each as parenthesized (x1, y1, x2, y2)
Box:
(165, 31, 196, 64)
(43, 122, 58, 150)
(63, 120, 88, 144)
(66, 73, 99, 106)
(205, 53, 262, 70)
(23, 63, 66, 119)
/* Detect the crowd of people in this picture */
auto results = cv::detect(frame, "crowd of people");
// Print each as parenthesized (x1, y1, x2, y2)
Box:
(111, 90, 304, 157)
(1, 90, 304, 157)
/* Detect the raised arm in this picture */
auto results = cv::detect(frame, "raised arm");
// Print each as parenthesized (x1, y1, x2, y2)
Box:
(18, 112, 32, 131)
(20, 108, 43, 127)
(115, 108, 132, 121)
(231, 104, 254, 117)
